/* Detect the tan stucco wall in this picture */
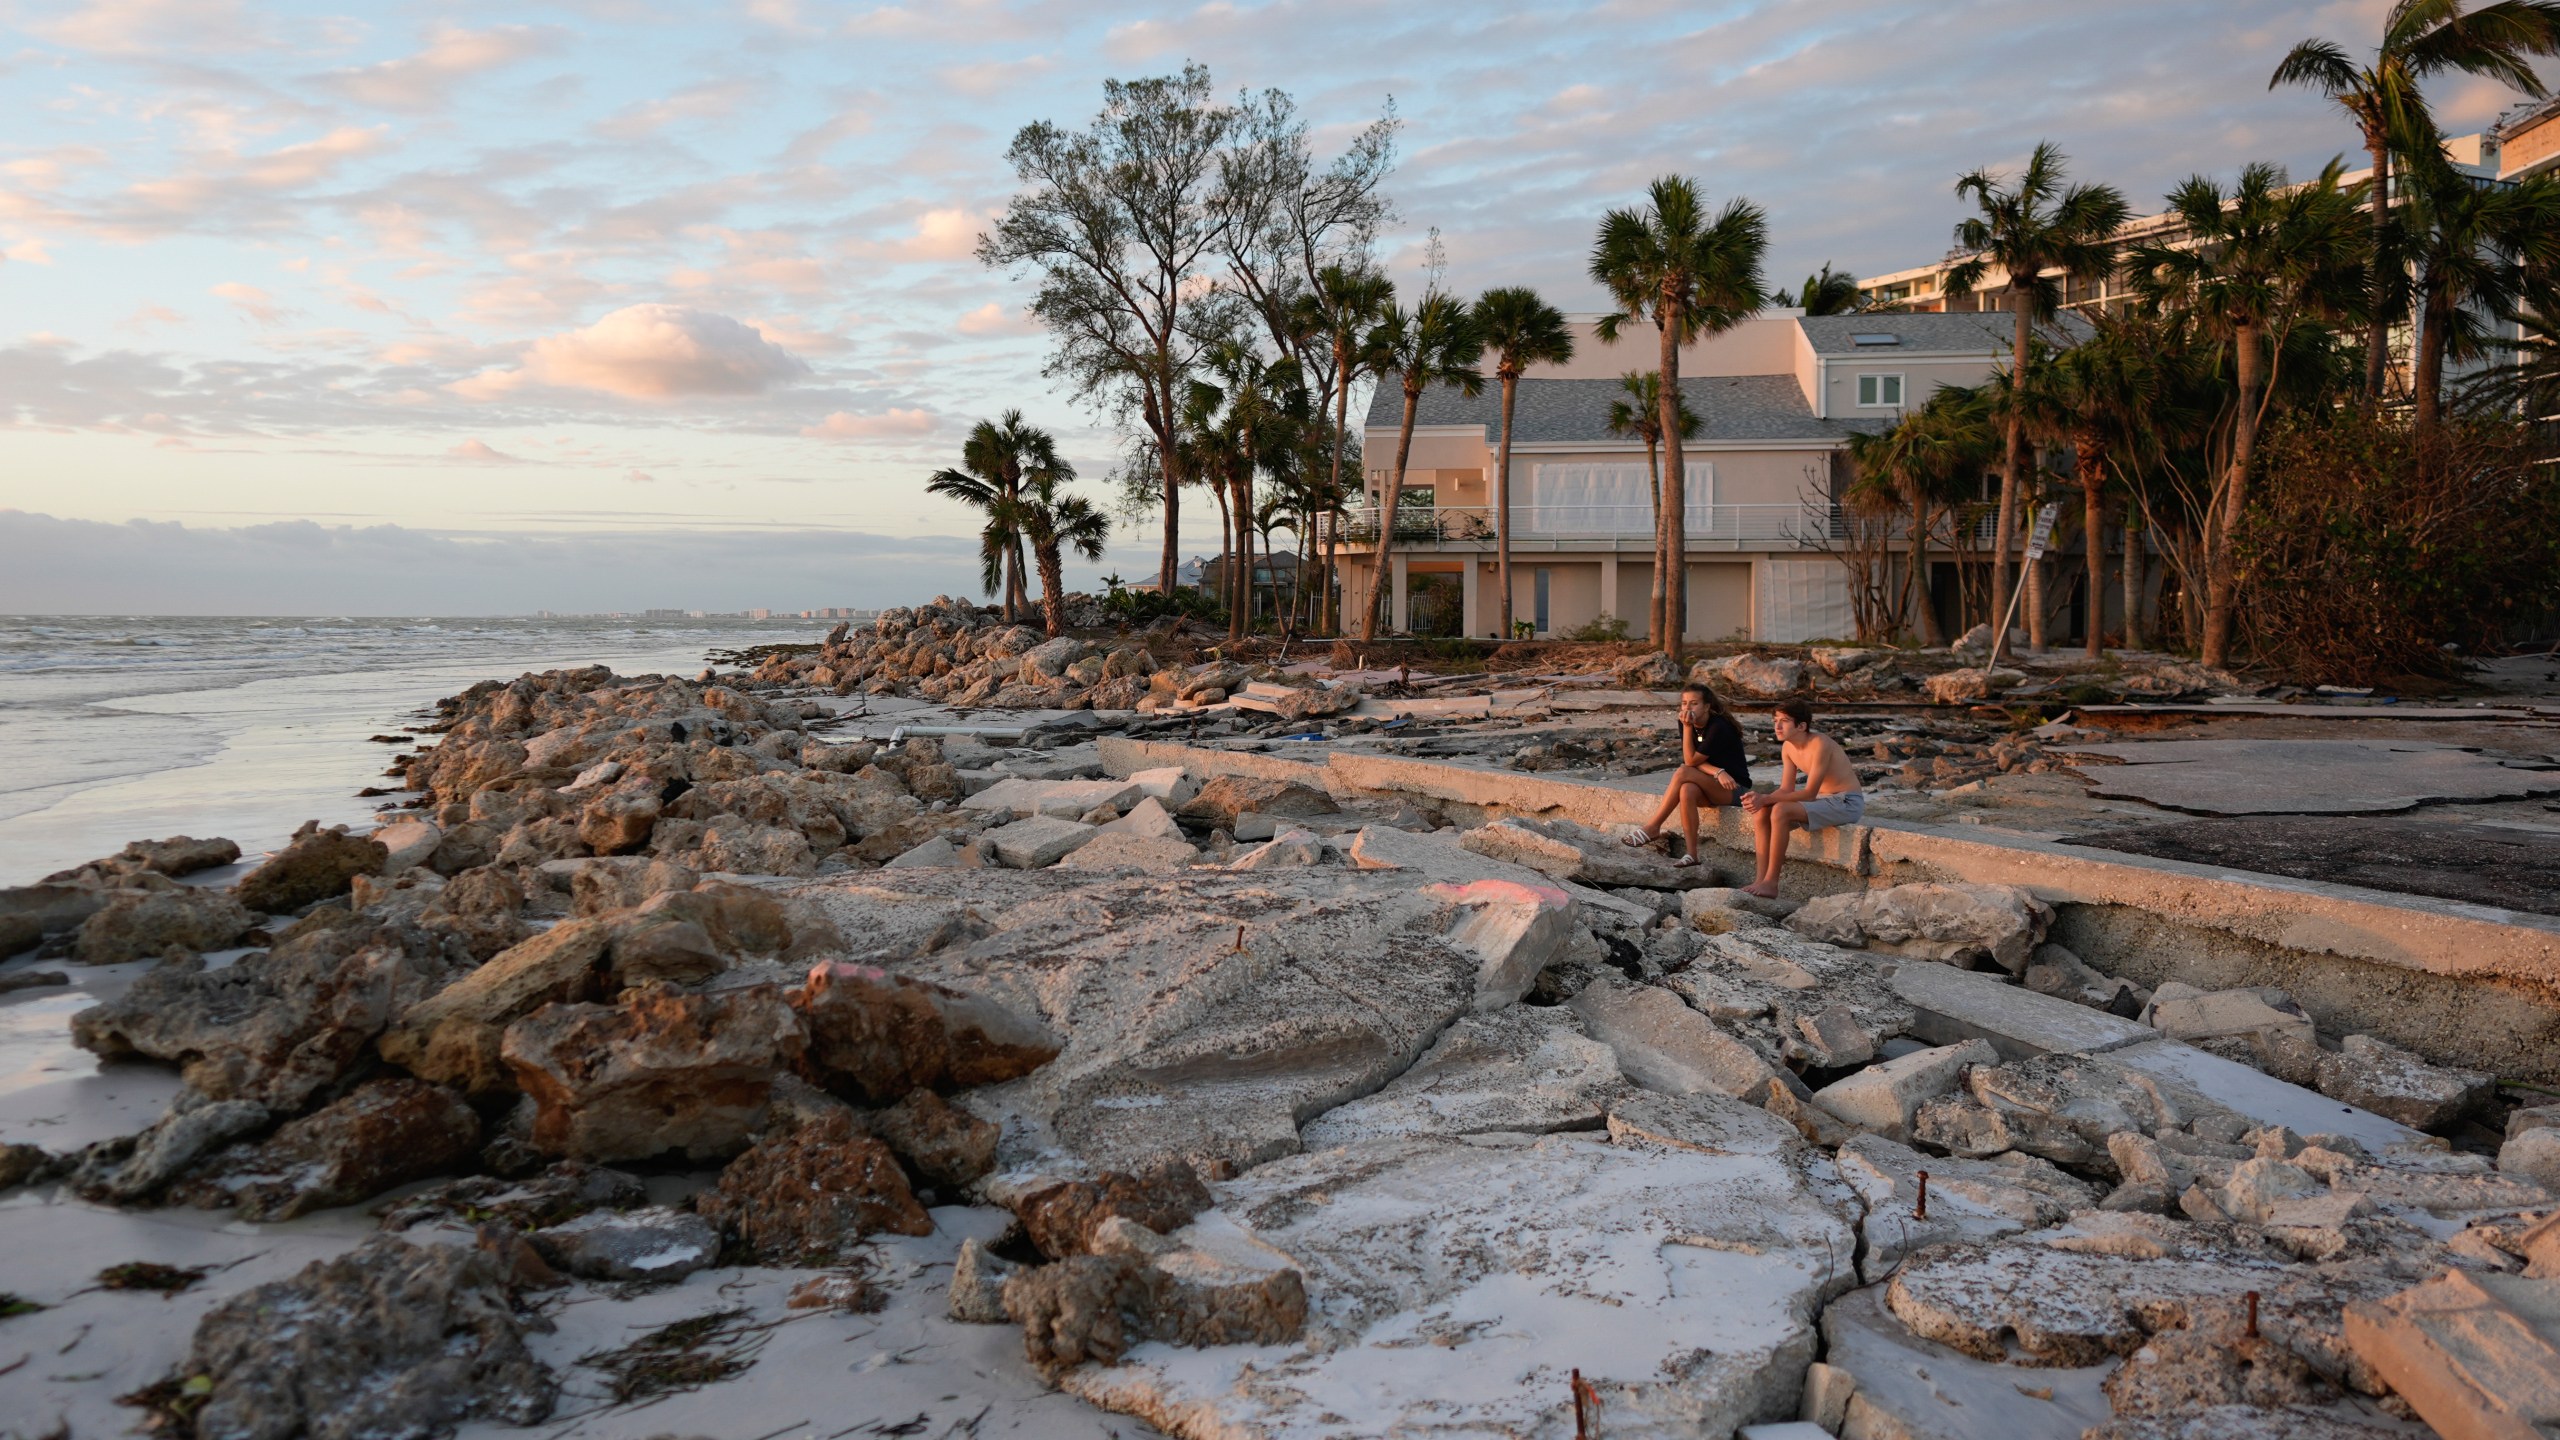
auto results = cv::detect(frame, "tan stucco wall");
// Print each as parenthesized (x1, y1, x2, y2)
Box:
(1529, 314, 1808, 382)
(1688, 561, 1753, 640)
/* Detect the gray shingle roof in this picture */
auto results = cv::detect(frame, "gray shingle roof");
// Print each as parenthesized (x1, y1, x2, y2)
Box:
(1798, 311, 2095, 355)
(1366, 373, 1887, 444)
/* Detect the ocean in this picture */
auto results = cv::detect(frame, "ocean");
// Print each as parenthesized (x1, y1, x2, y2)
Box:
(0, 614, 825, 885)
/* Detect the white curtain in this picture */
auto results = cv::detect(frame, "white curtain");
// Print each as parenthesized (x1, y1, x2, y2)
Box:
(1527, 462, 1714, 534)
(1755, 558, 1853, 643)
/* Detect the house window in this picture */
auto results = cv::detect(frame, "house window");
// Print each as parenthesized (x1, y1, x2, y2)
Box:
(1397, 485, 1436, 508)
(1856, 373, 1905, 407)
(1534, 569, 1551, 633)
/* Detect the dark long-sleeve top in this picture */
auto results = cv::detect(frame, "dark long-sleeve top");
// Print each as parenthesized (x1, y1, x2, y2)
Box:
(1685, 713, 1752, 791)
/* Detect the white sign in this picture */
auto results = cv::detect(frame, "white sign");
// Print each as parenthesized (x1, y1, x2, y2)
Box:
(2023, 502, 2062, 561)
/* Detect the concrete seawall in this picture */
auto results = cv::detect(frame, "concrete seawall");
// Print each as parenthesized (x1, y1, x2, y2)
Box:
(1098, 736, 2560, 1083)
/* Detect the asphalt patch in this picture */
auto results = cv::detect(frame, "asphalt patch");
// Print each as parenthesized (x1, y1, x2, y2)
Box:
(2065, 816, 2560, 917)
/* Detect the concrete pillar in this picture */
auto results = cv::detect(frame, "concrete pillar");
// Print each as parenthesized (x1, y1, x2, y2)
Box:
(1461, 561, 1481, 638)
(1600, 554, 1620, 630)
(1390, 554, 1411, 633)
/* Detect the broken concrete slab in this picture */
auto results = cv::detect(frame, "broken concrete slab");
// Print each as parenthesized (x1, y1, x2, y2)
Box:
(2064, 738, 2560, 815)
(1299, 1006, 1625, 1149)
(1884, 959, 2158, 1060)
(2344, 1270, 2560, 1440)
(1820, 1283, 2117, 1440)
(1570, 974, 1783, 1100)
(1457, 814, 1722, 889)
(1836, 1133, 2099, 1282)
(962, 777, 1143, 822)
(1343, 823, 1653, 924)
(1058, 1131, 1857, 1438)
(2145, 982, 2318, 1051)
(1097, 795, 1185, 840)
(1429, 878, 1596, 1010)
(1787, 881, 2053, 972)
(2313, 1033, 2495, 1132)
(2109, 1041, 2423, 1154)
(1810, 1039, 1999, 1141)
(985, 814, 1099, 868)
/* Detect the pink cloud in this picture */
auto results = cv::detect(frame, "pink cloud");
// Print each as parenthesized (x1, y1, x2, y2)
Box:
(801, 408, 936, 439)
(211, 281, 289, 325)
(320, 25, 558, 112)
(455, 303, 811, 401)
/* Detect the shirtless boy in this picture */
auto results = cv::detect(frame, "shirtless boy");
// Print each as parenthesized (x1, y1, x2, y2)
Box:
(1739, 699, 1863, 898)
(1623, 683, 1750, 868)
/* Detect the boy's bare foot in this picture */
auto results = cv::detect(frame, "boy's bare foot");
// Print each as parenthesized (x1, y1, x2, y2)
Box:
(1740, 880, 1780, 898)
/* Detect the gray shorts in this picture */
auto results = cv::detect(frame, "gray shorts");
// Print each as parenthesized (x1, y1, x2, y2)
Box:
(1799, 791, 1866, 831)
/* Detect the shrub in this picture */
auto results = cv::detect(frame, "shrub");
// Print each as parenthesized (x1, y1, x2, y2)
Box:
(1560, 613, 1631, 643)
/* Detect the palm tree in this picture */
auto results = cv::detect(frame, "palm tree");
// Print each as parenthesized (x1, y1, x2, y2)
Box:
(1472, 287, 1576, 641)
(1304, 264, 1396, 634)
(926, 411, 1072, 621)
(1944, 143, 2130, 656)
(2271, 0, 2560, 399)
(2131, 161, 2365, 667)
(1190, 341, 1307, 638)
(2394, 155, 2560, 436)
(1795, 264, 1866, 316)
(993, 463, 1112, 639)
(1851, 385, 1997, 645)
(2042, 318, 2184, 657)
(1359, 292, 1484, 641)
(1605, 371, 1702, 532)
(1591, 175, 1769, 658)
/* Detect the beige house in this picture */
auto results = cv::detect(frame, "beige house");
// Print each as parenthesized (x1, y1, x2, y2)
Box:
(1334, 311, 2046, 642)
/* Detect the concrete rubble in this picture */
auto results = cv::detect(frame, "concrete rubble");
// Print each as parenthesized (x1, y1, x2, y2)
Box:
(4, 632, 2553, 1440)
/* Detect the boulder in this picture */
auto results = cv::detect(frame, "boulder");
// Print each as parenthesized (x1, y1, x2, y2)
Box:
(75, 931, 465, 1110)
(949, 1235, 1018, 1323)
(1178, 775, 1334, 827)
(1058, 831, 1198, 873)
(1225, 827, 1328, 870)
(1021, 635, 1090, 681)
(1810, 1039, 2000, 1141)
(1006, 1241, 1308, 1374)
(1014, 1158, 1213, 1259)
(417, 866, 530, 960)
(1101, 795, 1187, 839)
(1428, 878, 1597, 1010)
(73, 885, 253, 963)
(987, 814, 1100, 868)
(697, 1111, 932, 1261)
(1706, 653, 1809, 697)
(2502, 1127, 2560, 1191)
(182, 1235, 554, 1440)
(1613, 652, 1682, 689)
(574, 784, 661, 856)
(529, 1205, 719, 1283)
(1299, 1006, 1626, 1149)
(172, 1078, 479, 1221)
(1123, 766, 1200, 807)
(97, 834, 244, 878)
(871, 1086, 999, 1188)
(1055, 1133, 1855, 1437)
(2314, 1033, 2495, 1132)
(792, 961, 1063, 1102)
(378, 919, 619, 1096)
(1786, 882, 2051, 972)
(71, 1097, 272, 1204)
(372, 820, 441, 876)
(500, 985, 806, 1162)
(379, 1160, 646, 1234)
(1568, 974, 1782, 1100)
(236, 822, 390, 913)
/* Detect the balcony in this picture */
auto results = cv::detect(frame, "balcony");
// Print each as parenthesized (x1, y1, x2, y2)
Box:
(1319, 503, 1841, 547)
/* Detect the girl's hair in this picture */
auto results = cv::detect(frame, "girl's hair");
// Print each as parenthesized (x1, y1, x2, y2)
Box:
(1679, 681, 1729, 718)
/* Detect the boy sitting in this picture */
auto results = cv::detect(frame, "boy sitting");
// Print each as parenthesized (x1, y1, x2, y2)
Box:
(1740, 699, 1864, 898)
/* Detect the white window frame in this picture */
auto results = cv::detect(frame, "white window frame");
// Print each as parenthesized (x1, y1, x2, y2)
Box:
(1856, 373, 1906, 408)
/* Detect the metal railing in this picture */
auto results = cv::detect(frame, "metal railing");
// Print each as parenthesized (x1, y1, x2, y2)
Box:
(1319, 503, 1839, 545)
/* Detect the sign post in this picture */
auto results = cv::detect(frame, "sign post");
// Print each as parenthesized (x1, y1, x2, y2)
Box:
(1989, 502, 2060, 665)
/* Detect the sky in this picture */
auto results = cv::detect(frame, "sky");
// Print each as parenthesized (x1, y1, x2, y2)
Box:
(0, 0, 2539, 614)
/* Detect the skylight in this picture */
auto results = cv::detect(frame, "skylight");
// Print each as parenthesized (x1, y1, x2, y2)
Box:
(1850, 333, 1901, 346)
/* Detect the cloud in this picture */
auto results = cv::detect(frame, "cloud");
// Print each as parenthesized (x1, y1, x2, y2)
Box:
(802, 407, 936, 439)
(210, 281, 289, 326)
(456, 304, 811, 401)
(448, 438, 524, 463)
(936, 55, 1052, 98)
(596, 78, 762, 140)
(625, 469, 657, 483)
(955, 301, 1034, 337)
(36, 0, 264, 56)
(873, 207, 985, 263)
(320, 25, 559, 112)
(3, 238, 54, 264)
(118, 304, 186, 331)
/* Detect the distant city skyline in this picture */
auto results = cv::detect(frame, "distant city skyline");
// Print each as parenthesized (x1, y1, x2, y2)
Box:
(2, 0, 2527, 612)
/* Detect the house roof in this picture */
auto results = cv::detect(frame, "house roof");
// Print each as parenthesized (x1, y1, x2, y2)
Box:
(1797, 311, 2095, 355)
(1366, 372, 1888, 445)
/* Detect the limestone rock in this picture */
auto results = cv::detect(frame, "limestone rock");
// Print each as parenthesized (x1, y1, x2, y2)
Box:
(501, 984, 805, 1162)
(1059, 831, 1199, 873)
(96, 834, 244, 878)
(2146, 982, 2318, 1048)
(236, 822, 390, 913)
(1226, 826, 1329, 870)
(75, 930, 465, 1110)
(74, 885, 254, 963)
(1178, 775, 1333, 826)
(1811, 1039, 2000, 1141)
(1300, 1006, 1626, 1148)
(871, 1087, 999, 1188)
(1786, 882, 2051, 972)
(2498, 1126, 2560, 1191)
(529, 1205, 719, 1283)
(2313, 1033, 2494, 1132)
(698, 1111, 932, 1261)
(378, 1160, 646, 1233)
(1015, 1158, 1213, 1259)
(372, 820, 441, 876)
(1615, 652, 1682, 688)
(792, 961, 1062, 1103)
(1925, 666, 2025, 704)
(1429, 877, 1596, 1009)
(1705, 652, 1809, 697)
(1569, 974, 1781, 1100)
(174, 1078, 479, 1221)
(72, 1097, 272, 1204)
(950, 1235, 1018, 1323)
(1056, 1133, 1856, 1438)
(379, 919, 618, 1095)
(183, 1235, 555, 1440)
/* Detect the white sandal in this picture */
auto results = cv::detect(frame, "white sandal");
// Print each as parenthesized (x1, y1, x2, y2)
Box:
(1669, 854, 1700, 869)
(1621, 828, 1656, 849)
